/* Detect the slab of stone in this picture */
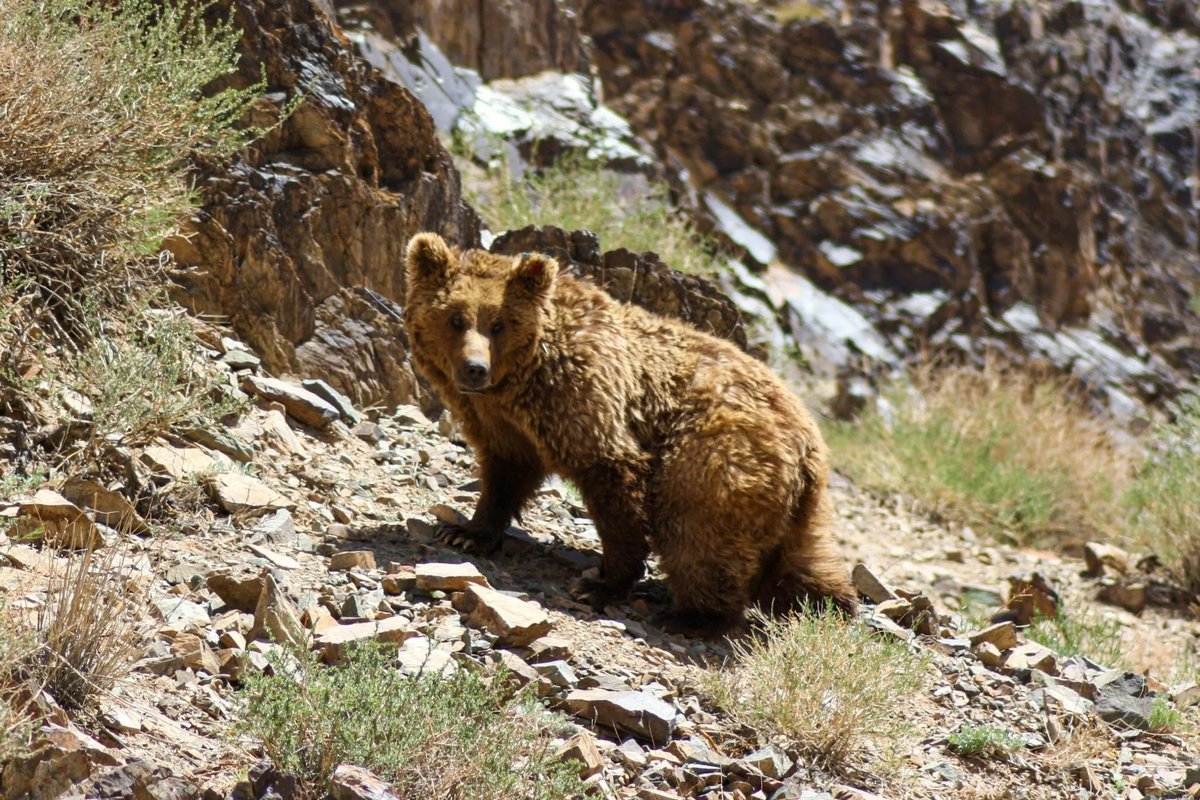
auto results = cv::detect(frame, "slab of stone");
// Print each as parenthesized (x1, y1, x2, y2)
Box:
(968, 621, 1018, 651)
(1099, 581, 1147, 614)
(170, 633, 221, 676)
(206, 472, 294, 513)
(396, 636, 457, 677)
(851, 563, 897, 604)
(1083, 542, 1133, 577)
(247, 574, 308, 648)
(241, 375, 339, 429)
(140, 446, 222, 481)
(556, 731, 604, 778)
(15, 489, 103, 549)
(741, 746, 793, 780)
(564, 688, 677, 745)
(316, 616, 418, 663)
(207, 571, 266, 613)
(181, 426, 255, 463)
(330, 764, 401, 800)
(248, 544, 300, 570)
(456, 583, 551, 647)
(301, 379, 361, 425)
(330, 551, 376, 571)
(414, 562, 487, 592)
(1002, 642, 1058, 675)
(152, 597, 210, 628)
(59, 477, 148, 534)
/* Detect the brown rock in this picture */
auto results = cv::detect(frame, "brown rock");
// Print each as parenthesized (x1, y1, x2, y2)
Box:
(316, 616, 418, 663)
(207, 571, 266, 613)
(206, 472, 295, 513)
(1002, 641, 1058, 675)
(455, 583, 551, 647)
(240, 376, 339, 429)
(330, 764, 400, 800)
(140, 446, 222, 481)
(851, 562, 898, 604)
(1098, 581, 1147, 614)
(968, 621, 1018, 651)
(59, 477, 148, 534)
(413, 562, 488, 592)
(15, 489, 103, 549)
(565, 688, 677, 745)
(170, 633, 222, 676)
(330, 551, 377, 571)
(1005, 573, 1060, 626)
(247, 573, 308, 648)
(1083, 542, 1133, 577)
(556, 731, 604, 779)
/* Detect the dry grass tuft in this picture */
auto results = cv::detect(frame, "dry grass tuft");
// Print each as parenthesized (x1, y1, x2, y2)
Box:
(827, 363, 1129, 547)
(704, 610, 928, 769)
(27, 544, 147, 711)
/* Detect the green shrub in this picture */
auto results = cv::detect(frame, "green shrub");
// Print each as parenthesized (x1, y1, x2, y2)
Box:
(827, 365, 1127, 546)
(239, 642, 586, 800)
(463, 151, 717, 275)
(1146, 695, 1183, 734)
(0, 0, 266, 331)
(946, 724, 1024, 757)
(704, 609, 927, 769)
(1125, 393, 1200, 596)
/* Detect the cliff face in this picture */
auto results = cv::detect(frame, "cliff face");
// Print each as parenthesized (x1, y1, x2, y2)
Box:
(167, 0, 479, 407)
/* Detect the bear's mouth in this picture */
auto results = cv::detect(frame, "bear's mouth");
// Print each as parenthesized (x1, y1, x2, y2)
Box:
(456, 384, 491, 396)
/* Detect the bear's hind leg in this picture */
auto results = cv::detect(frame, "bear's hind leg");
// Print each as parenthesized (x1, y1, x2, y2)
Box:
(657, 534, 756, 636)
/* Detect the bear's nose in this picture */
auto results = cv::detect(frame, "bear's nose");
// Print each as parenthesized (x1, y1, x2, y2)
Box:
(462, 359, 490, 385)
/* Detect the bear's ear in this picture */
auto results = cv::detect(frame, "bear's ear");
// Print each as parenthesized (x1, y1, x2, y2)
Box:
(511, 252, 558, 298)
(405, 233, 453, 284)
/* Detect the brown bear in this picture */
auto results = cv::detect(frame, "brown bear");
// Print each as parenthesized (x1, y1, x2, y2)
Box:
(403, 232, 857, 632)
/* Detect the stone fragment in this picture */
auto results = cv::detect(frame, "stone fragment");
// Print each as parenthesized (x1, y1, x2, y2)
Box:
(316, 616, 417, 663)
(206, 473, 294, 513)
(495, 649, 541, 687)
(59, 477, 148, 534)
(247, 573, 308, 648)
(968, 621, 1018, 651)
(564, 688, 677, 745)
(1099, 581, 1147, 614)
(851, 563, 897, 604)
(1005, 573, 1060, 626)
(140, 446, 222, 481)
(262, 409, 307, 456)
(207, 571, 266, 613)
(15, 489, 103, 549)
(534, 660, 578, 688)
(1093, 671, 1154, 729)
(301, 379, 361, 424)
(742, 746, 792, 780)
(1169, 681, 1200, 709)
(455, 583, 552, 647)
(556, 731, 604, 778)
(248, 543, 300, 570)
(220, 349, 261, 371)
(1083, 542, 1133, 577)
(1002, 642, 1058, 675)
(381, 569, 416, 594)
(170, 633, 222, 676)
(974, 641, 1004, 668)
(396, 636, 457, 677)
(330, 764, 400, 800)
(180, 426, 255, 463)
(523, 635, 573, 662)
(330, 551, 376, 571)
(153, 597, 211, 628)
(240, 375, 339, 428)
(413, 561, 488, 591)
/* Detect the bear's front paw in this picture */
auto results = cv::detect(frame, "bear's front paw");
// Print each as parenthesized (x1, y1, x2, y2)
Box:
(434, 521, 502, 554)
(570, 571, 628, 611)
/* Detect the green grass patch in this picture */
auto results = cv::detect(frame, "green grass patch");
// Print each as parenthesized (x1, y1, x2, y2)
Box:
(239, 642, 586, 800)
(827, 365, 1128, 547)
(461, 150, 717, 275)
(1025, 612, 1125, 670)
(704, 609, 928, 769)
(1147, 695, 1184, 734)
(1125, 393, 1200, 596)
(947, 724, 1024, 758)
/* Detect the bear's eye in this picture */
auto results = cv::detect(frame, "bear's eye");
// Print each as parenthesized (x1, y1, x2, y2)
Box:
(449, 312, 467, 332)
(490, 319, 504, 336)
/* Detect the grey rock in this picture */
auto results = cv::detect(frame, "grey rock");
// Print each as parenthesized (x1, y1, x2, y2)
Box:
(564, 688, 677, 745)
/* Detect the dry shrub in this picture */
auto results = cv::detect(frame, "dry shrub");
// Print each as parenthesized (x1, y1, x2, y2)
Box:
(27, 544, 146, 711)
(0, 599, 35, 762)
(0, 0, 263, 337)
(828, 363, 1128, 547)
(704, 610, 928, 769)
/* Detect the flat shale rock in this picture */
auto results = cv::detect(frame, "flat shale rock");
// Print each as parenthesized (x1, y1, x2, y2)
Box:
(564, 688, 678, 745)
(206, 472, 295, 513)
(240, 375, 340, 429)
(455, 583, 551, 647)
(247, 574, 308, 648)
(316, 616, 418, 663)
(140, 446, 223, 481)
(330, 765, 400, 800)
(414, 561, 488, 592)
(15, 489, 103, 549)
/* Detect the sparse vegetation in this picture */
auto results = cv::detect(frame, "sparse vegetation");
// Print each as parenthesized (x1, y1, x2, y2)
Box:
(0, 0, 266, 334)
(239, 642, 586, 800)
(772, 0, 834, 23)
(704, 609, 928, 768)
(463, 151, 717, 275)
(827, 364, 1128, 546)
(947, 724, 1024, 758)
(0, 603, 33, 762)
(1125, 392, 1200, 597)
(1026, 611, 1125, 670)
(27, 545, 146, 711)
(1147, 695, 1183, 733)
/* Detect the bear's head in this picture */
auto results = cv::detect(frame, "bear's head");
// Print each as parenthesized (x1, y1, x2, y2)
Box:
(404, 232, 558, 397)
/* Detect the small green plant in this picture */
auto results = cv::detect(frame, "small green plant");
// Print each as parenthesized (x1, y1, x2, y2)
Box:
(827, 364, 1127, 546)
(239, 642, 586, 800)
(1025, 611, 1125, 670)
(1125, 392, 1200, 597)
(947, 724, 1024, 757)
(463, 150, 717, 275)
(704, 608, 928, 768)
(1147, 695, 1183, 733)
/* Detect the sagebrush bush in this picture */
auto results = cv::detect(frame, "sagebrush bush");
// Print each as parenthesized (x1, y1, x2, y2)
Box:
(704, 609, 927, 769)
(463, 150, 717, 275)
(827, 364, 1127, 546)
(946, 724, 1024, 758)
(1125, 393, 1200, 596)
(239, 642, 586, 800)
(0, 0, 263, 334)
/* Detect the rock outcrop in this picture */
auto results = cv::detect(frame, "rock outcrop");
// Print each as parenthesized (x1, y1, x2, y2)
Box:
(167, 0, 479, 408)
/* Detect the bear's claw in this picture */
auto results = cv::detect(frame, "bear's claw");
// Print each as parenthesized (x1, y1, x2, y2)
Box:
(433, 521, 501, 554)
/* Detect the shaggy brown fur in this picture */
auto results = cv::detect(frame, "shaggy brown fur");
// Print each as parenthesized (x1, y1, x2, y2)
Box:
(403, 233, 857, 632)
